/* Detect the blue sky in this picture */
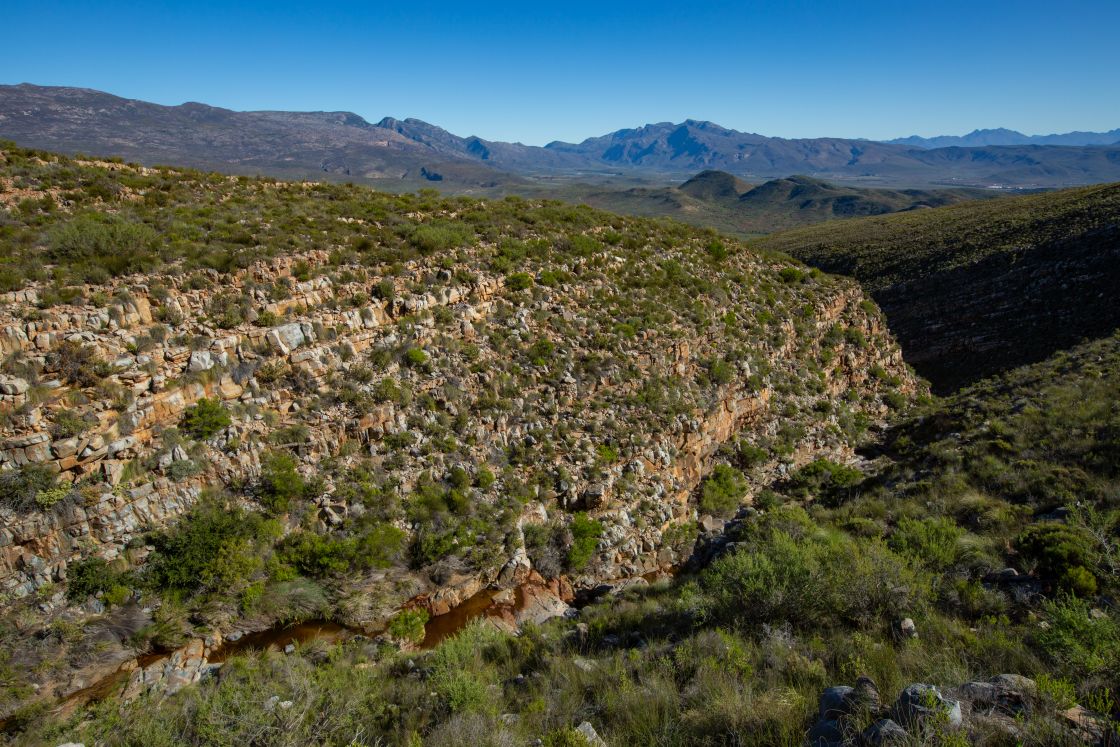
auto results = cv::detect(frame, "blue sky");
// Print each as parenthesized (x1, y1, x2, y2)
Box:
(3, 1, 1118, 145)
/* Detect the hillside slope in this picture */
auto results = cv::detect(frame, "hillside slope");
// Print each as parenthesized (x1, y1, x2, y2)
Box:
(0, 145, 915, 726)
(19, 289, 1120, 745)
(758, 183, 1120, 391)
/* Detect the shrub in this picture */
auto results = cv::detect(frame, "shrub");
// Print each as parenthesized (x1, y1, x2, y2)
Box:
(65, 557, 124, 602)
(786, 459, 863, 504)
(410, 223, 472, 254)
(148, 501, 272, 593)
(181, 398, 231, 439)
(779, 267, 806, 284)
(527, 338, 556, 366)
(1036, 595, 1120, 678)
(47, 213, 158, 279)
(700, 521, 925, 632)
(889, 516, 962, 570)
(388, 609, 429, 644)
(706, 240, 728, 261)
(699, 464, 747, 517)
(278, 532, 354, 576)
(34, 484, 72, 510)
(47, 340, 104, 387)
(505, 272, 533, 291)
(567, 512, 603, 571)
(257, 452, 307, 512)
(48, 409, 95, 439)
(476, 466, 495, 489)
(403, 347, 429, 368)
(0, 464, 60, 512)
(1017, 523, 1097, 594)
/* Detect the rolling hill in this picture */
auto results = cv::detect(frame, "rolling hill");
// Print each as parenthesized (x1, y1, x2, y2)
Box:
(573, 171, 996, 236)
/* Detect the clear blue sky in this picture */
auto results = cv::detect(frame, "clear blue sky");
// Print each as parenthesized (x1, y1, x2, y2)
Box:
(3, 1, 1118, 145)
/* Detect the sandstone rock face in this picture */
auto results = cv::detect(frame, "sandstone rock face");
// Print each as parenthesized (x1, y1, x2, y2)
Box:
(0, 238, 914, 603)
(120, 637, 222, 701)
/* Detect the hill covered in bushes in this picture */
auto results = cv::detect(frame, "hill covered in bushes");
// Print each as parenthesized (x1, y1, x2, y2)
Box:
(757, 183, 1120, 391)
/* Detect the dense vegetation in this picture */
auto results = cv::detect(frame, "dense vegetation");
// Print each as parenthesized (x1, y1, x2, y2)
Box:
(14, 337, 1120, 744)
(756, 182, 1120, 292)
(756, 181, 1120, 392)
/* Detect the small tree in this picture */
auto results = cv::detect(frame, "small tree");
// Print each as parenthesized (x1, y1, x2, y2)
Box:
(700, 464, 748, 517)
(567, 512, 603, 571)
(258, 452, 306, 513)
(181, 398, 231, 439)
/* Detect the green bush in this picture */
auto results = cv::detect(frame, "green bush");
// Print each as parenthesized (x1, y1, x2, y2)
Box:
(505, 272, 533, 291)
(47, 340, 104, 387)
(278, 522, 405, 577)
(410, 223, 472, 254)
(48, 408, 95, 439)
(0, 464, 60, 512)
(47, 213, 158, 280)
(1017, 523, 1097, 594)
(786, 459, 863, 504)
(257, 452, 307, 512)
(1036, 595, 1120, 678)
(527, 338, 556, 366)
(403, 347, 429, 368)
(700, 508, 926, 632)
(148, 501, 274, 594)
(387, 609, 429, 644)
(277, 532, 354, 576)
(699, 464, 747, 517)
(65, 557, 124, 602)
(779, 267, 806, 284)
(889, 516, 962, 570)
(181, 397, 231, 439)
(567, 512, 603, 571)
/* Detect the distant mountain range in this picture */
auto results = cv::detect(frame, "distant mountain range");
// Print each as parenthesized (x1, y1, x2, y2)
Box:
(2, 83, 1120, 190)
(885, 127, 1120, 149)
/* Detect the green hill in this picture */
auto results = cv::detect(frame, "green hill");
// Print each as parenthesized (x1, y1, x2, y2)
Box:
(758, 182, 1120, 391)
(677, 169, 753, 202)
(571, 171, 995, 237)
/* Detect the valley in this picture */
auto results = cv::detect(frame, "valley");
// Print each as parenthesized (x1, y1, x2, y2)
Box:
(0, 133, 1117, 745)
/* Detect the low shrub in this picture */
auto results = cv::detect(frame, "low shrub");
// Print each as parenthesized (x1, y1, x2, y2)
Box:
(567, 512, 603, 571)
(180, 397, 231, 439)
(699, 464, 747, 517)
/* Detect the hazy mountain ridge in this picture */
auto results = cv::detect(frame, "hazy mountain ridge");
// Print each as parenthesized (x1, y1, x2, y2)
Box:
(888, 126, 1120, 148)
(4, 84, 1120, 190)
(0, 83, 514, 188)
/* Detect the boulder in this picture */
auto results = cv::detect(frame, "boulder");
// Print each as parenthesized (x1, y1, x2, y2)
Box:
(893, 683, 962, 730)
(818, 686, 854, 720)
(862, 718, 908, 746)
(574, 721, 607, 747)
(266, 323, 306, 355)
(188, 350, 214, 372)
(806, 717, 844, 747)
